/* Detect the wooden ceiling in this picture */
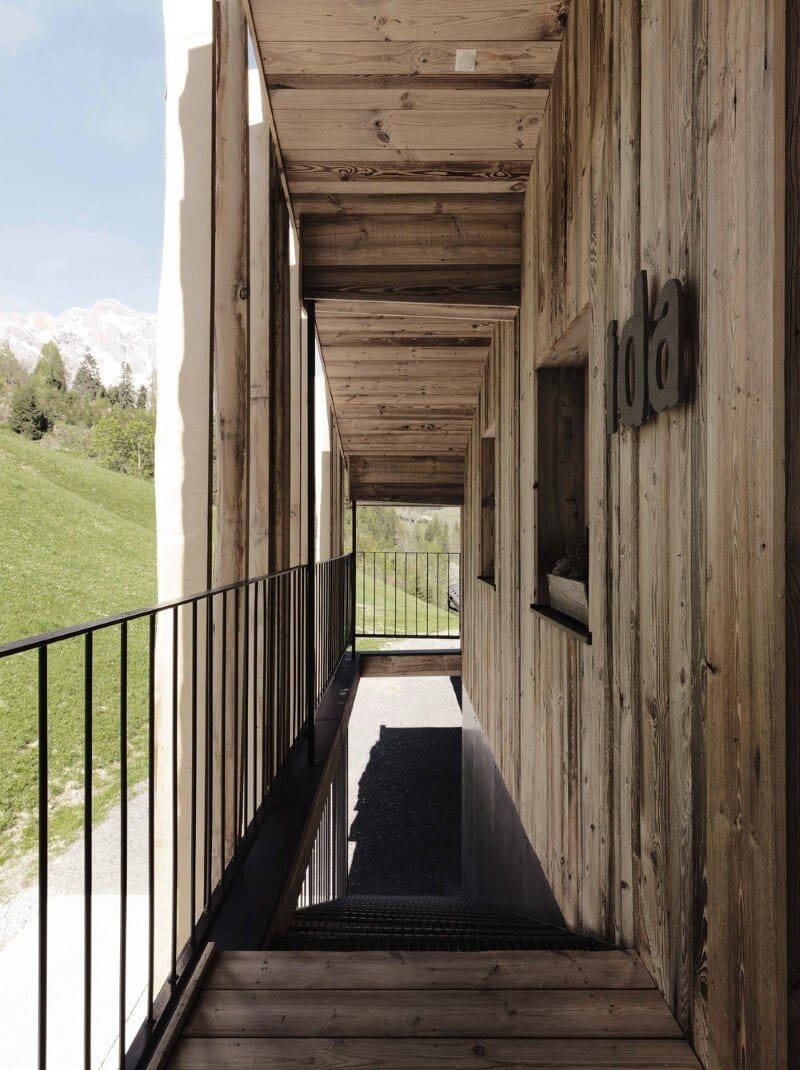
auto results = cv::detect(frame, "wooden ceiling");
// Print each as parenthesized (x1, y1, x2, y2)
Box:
(250, 1, 565, 500)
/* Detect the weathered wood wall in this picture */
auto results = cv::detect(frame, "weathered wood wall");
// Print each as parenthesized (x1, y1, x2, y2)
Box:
(461, 1, 791, 1066)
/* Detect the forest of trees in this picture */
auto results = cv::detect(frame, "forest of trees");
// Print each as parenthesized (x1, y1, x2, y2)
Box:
(355, 504, 459, 555)
(0, 338, 155, 479)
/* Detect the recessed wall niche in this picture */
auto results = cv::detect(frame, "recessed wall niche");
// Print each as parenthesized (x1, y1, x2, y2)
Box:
(479, 434, 496, 585)
(533, 310, 590, 640)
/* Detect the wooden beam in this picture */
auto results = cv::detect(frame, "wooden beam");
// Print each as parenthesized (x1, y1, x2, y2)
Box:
(305, 266, 520, 306)
(349, 455, 465, 482)
(359, 652, 463, 677)
(324, 347, 488, 366)
(302, 216, 520, 267)
(261, 40, 560, 89)
(250, 0, 562, 43)
(294, 193, 523, 218)
(352, 484, 464, 505)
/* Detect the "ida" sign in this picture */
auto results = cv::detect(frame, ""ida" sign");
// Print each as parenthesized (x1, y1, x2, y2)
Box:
(606, 270, 686, 433)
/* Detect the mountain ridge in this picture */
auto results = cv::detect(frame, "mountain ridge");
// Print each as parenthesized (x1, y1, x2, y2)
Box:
(0, 299, 155, 388)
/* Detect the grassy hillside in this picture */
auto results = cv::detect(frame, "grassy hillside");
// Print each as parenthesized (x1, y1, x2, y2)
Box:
(0, 429, 156, 865)
(355, 570, 459, 652)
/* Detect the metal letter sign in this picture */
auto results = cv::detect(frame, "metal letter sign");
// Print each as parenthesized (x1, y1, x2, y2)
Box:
(606, 270, 686, 433)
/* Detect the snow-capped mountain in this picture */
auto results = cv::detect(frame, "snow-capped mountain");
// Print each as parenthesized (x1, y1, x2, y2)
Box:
(0, 299, 155, 388)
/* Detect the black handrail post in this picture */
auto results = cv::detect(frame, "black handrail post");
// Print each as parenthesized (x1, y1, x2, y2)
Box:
(306, 300, 316, 765)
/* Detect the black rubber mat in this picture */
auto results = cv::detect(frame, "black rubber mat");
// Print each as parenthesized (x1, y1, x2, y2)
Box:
(273, 895, 611, 952)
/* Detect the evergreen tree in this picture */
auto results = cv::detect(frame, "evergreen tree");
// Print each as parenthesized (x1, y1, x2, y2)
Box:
(34, 340, 67, 391)
(9, 383, 50, 440)
(135, 384, 149, 409)
(73, 351, 102, 398)
(0, 339, 27, 389)
(110, 361, 135, 408)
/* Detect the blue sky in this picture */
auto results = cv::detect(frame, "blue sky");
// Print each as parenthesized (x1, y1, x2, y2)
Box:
(0, 0, 165, 314)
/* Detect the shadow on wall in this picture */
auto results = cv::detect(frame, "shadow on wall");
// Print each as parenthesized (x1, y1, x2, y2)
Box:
(462, 693, 564, 924)
(349, 726, 461, 896)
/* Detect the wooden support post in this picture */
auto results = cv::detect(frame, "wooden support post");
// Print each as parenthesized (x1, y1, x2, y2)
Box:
(212, 0, 249, 869)
(248, 67, 271, 578)
(306, 301, 316, 764)
(248, 66, 270, 816)
(154, 0, 214, 983)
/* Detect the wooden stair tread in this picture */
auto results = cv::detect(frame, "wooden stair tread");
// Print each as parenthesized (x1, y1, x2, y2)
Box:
(185, 987, 683, 1039)
(167, 950, 701, 1069)
(170, 1036, 702, 1069)
(204, 949, 656, 990)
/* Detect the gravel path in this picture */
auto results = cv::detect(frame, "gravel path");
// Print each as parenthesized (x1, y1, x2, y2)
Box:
(0, 789, 149, 1069)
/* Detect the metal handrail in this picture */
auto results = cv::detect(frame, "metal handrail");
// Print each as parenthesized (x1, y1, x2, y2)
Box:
(0, 554, 354, 1069)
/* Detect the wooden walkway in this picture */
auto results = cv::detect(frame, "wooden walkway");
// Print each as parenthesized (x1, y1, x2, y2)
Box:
(166, 950, 701, 1068)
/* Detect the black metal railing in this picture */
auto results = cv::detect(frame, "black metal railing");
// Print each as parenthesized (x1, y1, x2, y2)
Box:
(0, 555, 353, 1070)
(354, 550, 460, 640)
(315, 553, 355, 704)
(297, 728, 349, 910)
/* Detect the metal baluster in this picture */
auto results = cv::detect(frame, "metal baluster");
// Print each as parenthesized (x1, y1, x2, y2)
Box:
(147, 615, 155, 1025)
(119, 621, 128, 1070)
(38, 645, 48, 1070)
(190, 600, 198, 943)
(84, 633, 93, 1070)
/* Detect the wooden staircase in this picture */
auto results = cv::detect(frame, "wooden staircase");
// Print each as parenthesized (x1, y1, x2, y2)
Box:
(166, 948, 701, 1068)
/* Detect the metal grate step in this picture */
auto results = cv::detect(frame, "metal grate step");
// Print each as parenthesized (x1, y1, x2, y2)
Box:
(274, 896, 610, 952)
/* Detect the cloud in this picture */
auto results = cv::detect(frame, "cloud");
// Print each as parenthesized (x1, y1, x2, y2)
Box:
(0, 3, 41, 55)
(0, 221, 160, 315)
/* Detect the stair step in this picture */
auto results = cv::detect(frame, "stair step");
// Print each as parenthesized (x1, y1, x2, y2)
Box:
(273, 895, 608, 952)
(170, 948, 700, 1070)
(185, 986, 684, 1040)
(205, 949, 656, 990)
(170, 1036, 703, 1069)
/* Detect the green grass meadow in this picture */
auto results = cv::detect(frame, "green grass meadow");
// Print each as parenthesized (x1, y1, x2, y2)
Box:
(0, 429, 156, 865)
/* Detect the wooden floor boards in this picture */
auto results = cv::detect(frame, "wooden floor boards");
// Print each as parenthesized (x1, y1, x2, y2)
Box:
(167, 950, 701, 1069)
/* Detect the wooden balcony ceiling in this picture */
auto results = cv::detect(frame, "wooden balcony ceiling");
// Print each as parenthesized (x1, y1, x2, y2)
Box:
(254, 0, 562, 276)
(316, 303, 496, 460)
(252, 1, 565, 485)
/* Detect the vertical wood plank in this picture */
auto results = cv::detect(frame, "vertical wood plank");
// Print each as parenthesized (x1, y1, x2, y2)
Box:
(706, 1, 787, 1066)
(786, 3, 800, 1062)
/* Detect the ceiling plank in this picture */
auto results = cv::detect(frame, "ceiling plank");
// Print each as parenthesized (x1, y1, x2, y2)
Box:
(271, 88, 549, 112)
(250, 1, 563, 43)
(284, 160, 531, 195)
(276, 112, 540, 157)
